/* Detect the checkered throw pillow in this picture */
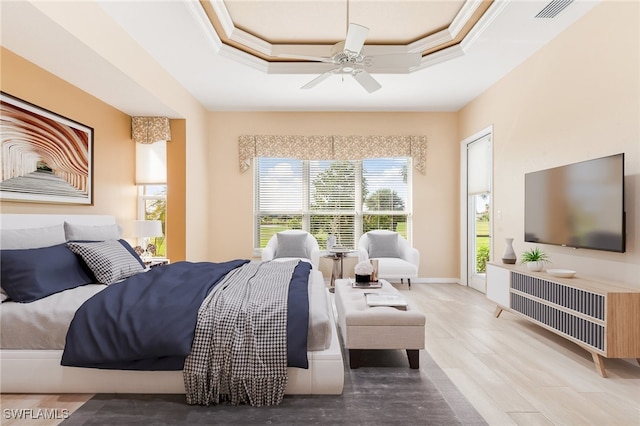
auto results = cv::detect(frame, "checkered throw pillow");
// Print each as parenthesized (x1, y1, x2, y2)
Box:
(67, 240, 145, 284)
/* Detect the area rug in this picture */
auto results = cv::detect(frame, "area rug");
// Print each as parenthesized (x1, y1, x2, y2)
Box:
(62, 349, 486, 425)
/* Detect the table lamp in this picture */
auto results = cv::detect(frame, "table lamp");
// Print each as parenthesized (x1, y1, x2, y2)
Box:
(133, 220, 163, 259)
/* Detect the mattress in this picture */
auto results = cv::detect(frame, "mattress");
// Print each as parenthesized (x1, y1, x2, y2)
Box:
(0, 268, 331, 352)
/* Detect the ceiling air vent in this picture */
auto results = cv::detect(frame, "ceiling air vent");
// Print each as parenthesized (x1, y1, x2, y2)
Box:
(535, 0, 573, 18)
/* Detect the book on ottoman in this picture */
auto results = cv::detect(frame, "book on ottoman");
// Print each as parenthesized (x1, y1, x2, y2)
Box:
(364, 292, 408, 310)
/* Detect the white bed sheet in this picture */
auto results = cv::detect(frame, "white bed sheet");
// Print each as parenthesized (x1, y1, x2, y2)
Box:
(1, 268, 331, 351)
(0, 284, 105, 349)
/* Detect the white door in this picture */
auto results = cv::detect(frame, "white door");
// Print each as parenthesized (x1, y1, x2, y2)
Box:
(466, 133, 492, 292)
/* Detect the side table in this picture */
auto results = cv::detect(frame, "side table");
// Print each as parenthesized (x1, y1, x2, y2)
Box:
(326, 249, 354, 292)
(145, 258, 170, 269)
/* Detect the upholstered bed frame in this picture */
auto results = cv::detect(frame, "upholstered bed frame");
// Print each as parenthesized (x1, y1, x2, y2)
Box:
(0, 214, 344, 394)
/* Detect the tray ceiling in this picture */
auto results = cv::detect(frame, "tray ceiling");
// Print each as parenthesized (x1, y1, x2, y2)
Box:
(0, 0, 601, 113)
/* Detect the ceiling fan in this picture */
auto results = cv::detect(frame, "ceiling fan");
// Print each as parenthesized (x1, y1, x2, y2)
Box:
(274, 23, 422, 93)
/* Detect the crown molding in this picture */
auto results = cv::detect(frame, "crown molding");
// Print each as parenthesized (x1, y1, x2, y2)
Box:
(417, 44, 465, 70)
(210, 0, 234, 37)
(196, 0, 500, 75)
(229, 27, 274, 57)
(218, 44, 269, 73)
(185, 0, 222, 52)
(461, 0, 510, 52)
(450, 0, 486, 37)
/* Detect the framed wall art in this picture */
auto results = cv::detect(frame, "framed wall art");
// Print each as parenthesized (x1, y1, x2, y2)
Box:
(0, 92, 93, 205)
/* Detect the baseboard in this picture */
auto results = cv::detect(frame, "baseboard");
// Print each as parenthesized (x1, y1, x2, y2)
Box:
(386, 278, 462, 285)
(325, 277, 464, 285)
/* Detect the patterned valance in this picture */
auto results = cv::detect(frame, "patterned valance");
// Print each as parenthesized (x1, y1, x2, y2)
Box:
(132, 117, 171, 144)
(239, 135, 427, 174)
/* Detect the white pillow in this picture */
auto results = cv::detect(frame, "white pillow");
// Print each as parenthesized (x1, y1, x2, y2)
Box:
(275, 232, 310, 259)
(64, 222, 121, 241)
(368, 232, 401, 258)
(0, 224, 66, 249)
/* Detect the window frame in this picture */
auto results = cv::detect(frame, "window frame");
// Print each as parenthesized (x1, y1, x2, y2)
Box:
(254, 157, 412, 252)
(137, 184, 167, 258)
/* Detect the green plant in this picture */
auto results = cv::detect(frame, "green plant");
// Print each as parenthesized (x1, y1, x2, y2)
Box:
(476, 246, 490, 273)
(520, 247, 550, 263)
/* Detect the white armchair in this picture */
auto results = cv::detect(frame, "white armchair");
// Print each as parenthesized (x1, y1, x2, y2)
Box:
(262, 230, 320, 269)
(357, 230, 419, 287)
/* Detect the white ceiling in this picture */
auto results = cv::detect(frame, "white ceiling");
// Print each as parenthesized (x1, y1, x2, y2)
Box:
(1, 0, 600, 115)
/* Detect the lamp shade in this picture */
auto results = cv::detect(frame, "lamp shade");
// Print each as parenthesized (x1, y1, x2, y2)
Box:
(133, 220, 163, 238)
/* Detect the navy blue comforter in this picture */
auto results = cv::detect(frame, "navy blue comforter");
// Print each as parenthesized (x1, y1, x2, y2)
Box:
(61, 260, 310, 370)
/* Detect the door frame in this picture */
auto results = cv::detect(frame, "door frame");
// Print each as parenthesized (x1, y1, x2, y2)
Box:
(459, 126, 493, 289)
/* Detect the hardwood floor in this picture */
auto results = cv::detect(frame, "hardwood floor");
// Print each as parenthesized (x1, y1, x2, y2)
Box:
(2, 283, 639, 425)
(402, 283, 640, 426)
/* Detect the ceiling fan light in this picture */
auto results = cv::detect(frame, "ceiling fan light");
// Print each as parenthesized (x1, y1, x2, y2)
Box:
(287, 22, 414, 93)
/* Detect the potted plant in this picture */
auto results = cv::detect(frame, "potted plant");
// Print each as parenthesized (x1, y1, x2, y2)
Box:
(520, 247, 550, 272)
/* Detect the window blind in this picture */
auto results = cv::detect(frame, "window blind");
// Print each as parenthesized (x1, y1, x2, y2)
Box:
(135, 140, 167, 184)
(255, 157, 411, 249)
(467, 135, 491, 195)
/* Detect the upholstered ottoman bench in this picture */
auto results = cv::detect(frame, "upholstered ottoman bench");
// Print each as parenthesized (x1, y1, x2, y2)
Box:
(334, 278, 426, 369)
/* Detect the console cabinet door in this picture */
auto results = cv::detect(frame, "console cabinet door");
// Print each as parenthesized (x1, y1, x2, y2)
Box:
(486, 263, 510, 308)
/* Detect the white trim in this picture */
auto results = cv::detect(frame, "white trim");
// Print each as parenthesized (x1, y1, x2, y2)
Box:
(218, 44, 269, 73)
(450, 0, 485, 37)
(230, 27, 273, 56)
(209, 0, 234, 37)
(459, 126, 493, 288)
(408, 27, 454, 53)
(460, 0, 510, 52)
(407, 278, 462, 284)
(416, 44, 465, 70)
(186, 0, 223, 53)
(190, 0, 510, 76)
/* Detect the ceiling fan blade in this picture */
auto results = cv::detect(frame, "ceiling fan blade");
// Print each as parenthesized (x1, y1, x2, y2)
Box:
(344, 23, 369, 55)
(364, 52, 422, 70)
(301, 71, 334, 89)
(353, 70, 382, 93)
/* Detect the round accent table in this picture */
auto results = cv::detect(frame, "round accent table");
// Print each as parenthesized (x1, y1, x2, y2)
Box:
(325, 248, 354, 293)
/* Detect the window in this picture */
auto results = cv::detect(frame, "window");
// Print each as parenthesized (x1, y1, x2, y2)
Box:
(138, 185, 167, 257)
(255, 157, 411, 250)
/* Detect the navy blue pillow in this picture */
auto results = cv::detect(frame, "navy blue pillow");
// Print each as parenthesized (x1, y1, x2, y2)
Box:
(0, 243, 94, 303)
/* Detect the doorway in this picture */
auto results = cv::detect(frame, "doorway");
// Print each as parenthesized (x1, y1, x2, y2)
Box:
(461, 130, 492, 292)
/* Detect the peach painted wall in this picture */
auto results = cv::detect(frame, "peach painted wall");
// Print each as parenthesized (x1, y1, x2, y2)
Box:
(207, 111, 460, 280)
(167, 119, 187, 262)
(0, 50, 192, 262)
(458, 1, 639, 287)
(0, 48, 137, 227)
(1, 0, 216, 261)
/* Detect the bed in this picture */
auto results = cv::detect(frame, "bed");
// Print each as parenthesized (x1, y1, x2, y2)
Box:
(0, 214, 344, 398)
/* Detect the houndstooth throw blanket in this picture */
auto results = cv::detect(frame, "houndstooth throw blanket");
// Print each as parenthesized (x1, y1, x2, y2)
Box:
(183, 260, 299, 407)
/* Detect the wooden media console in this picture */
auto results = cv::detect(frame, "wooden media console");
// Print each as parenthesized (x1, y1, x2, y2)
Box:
(486, 263, 640, 377)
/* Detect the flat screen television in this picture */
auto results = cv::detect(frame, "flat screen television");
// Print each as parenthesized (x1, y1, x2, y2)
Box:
(524, 153, 625, 252)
